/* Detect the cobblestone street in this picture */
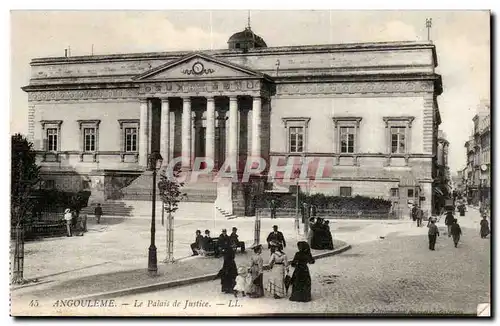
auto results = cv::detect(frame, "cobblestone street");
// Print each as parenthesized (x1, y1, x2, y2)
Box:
(112, 210, 490, 316)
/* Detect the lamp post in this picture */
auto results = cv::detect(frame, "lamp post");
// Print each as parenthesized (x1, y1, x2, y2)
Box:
(148, 151, 163, 276)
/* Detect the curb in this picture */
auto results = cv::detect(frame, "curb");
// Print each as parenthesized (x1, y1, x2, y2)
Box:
(70, 243, 352, 301)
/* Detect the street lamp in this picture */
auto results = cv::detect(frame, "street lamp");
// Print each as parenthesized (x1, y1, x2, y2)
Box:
(147, 151, 163, 276)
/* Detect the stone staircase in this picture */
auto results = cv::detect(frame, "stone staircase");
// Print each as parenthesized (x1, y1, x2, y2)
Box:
(216, 206, 237, 220)
(80, 201, 135, 217)
(120, 171, 217, 203)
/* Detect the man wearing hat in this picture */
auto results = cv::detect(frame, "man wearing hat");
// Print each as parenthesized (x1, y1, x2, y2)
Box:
(218, 229, 231, 256)
(266, 225, 286, 250)
(63, 208, 73, 237)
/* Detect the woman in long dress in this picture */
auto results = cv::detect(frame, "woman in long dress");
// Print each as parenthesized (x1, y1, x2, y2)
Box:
(249, 245, 264, 298)
(480, 215, 490, 238)
(268, 244, 288, 299)
(217, 246, 238, 294)
(289, 241, 315, 302)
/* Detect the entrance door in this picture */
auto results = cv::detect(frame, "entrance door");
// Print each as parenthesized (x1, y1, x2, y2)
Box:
(198, 127, 206, 169)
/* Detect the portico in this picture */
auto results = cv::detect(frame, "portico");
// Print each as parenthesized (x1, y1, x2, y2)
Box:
(134, 53, 271, 171)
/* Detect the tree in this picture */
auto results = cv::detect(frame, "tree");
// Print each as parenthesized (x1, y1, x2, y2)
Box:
(11, 133, 40, 284)
(157, 167, 185, 263)
(11, 134, 40, 226)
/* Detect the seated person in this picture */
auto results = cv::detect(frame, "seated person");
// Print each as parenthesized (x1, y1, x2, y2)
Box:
(266, 225, 286, 249)
(190, 230, 203, 256)
(201, 229, 214, 254)
(229, 227, 245, 252)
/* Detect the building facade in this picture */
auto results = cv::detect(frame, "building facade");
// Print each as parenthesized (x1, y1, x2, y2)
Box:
(463, 101, 490, 206)
(434, 130, 451, 213)
(23, 27, 443, 217)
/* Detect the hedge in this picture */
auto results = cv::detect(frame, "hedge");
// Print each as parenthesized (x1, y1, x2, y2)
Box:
(31, 190, 91, 213)
(253, 192, 391, 212)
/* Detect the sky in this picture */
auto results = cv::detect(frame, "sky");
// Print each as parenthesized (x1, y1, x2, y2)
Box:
(9, 10, 490, 173)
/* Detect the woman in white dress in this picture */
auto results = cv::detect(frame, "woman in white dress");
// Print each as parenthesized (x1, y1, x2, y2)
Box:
(268, 244, 288, 299)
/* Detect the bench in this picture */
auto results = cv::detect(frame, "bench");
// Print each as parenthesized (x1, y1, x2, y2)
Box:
(198, 238, 245, 257)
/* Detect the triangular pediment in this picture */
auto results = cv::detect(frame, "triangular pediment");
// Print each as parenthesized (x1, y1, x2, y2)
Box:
(133, 53, 267, 81)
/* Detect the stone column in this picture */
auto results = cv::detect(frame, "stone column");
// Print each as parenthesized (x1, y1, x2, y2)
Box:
(206, 97, 216, 166)
(251, 96, 262, 158)
(139, 99, 149, 168)
(160, 98, 170, 164)
(182, 97, 192, 168)
(228, 96, 238, 165)
(147, 100, 153, 154)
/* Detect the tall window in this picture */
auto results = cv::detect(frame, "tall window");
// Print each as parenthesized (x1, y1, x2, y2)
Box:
(390, 188, 399, 197)
(340, 127, 355, 153)
(46, 128, 58, 152)
(84, 128, 96, 152)
(289, 127, 304, 153)
(383, 117, 414, 155)
(125, 127, 138, 152)
(340, 187, 352, 197)
(391, 127, 406, 154)
(333, 117, 362, 155)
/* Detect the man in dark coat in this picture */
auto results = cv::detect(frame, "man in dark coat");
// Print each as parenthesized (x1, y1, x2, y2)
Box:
(450, 219, 462, 248)
(218, 229, 231, 256)
(190, 230, 203, 256)
(270, 199, 277, 219)
(266, 225, 286, 249)
(229, 227, 245, 252)
(445, 210, 455, 237)
(94, 203, 103, 224)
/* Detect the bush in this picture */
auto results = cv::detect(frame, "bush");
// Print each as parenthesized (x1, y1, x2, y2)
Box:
(254, 192, 391, 212)
(32, 190, 91, 212)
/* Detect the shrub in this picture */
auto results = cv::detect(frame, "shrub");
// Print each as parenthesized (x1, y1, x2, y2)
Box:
(254, 192, 391, 212)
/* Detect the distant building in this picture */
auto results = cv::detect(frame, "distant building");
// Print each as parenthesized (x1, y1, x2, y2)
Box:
(22, 25, 443, 218)
(435, 130, 451, 212)
(464, 100, 490, 206)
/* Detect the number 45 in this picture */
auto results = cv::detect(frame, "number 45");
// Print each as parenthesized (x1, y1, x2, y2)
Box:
(29, 300, 39, 307)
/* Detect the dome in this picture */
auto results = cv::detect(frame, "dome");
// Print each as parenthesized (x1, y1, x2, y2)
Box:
(227, 27, 267, 50)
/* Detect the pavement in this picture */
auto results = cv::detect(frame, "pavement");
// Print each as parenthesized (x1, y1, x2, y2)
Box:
(10, 206, 488, 316)
(91, 207, 489, 316)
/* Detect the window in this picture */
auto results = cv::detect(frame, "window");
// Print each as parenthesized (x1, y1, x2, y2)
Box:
(40, 120, 63, 152)
(235, 43, 241, 49)
(332, 117, 362, 154)
(340, 187, 352, 197)
(289, 127, 304, 153)
(390, 188, 399, 197)
(391, 127, 406, 154)
(84, 128, 96, 152)
(282, 117, 311, 154)
(118, 119, 140, 155)
(46, 128, 58, 152)
(77, 120, 100, 154)
(125, 127, 138, 152)
(383, 117, 414, 155)
(408, 189, 414, 198)
(340, 127, 355, 153)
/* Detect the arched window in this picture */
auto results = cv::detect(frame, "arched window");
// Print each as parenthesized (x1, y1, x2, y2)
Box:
(235, 43, 240, 48)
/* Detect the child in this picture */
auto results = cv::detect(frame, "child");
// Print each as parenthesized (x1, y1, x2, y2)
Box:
(234, 266, 250, 297)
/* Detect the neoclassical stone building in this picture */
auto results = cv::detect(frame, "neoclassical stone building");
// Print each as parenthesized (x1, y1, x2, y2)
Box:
(23, 26, 443, 217)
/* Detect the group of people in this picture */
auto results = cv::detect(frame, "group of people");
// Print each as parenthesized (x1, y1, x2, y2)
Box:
(308, 217, 334, 250)
(190, 227, 245, 257)
(216, 240, 315, 302)
(427, 207, 491, 250)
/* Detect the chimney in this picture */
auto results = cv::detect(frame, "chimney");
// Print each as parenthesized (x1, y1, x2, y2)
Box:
(64, 49, 68, 57)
